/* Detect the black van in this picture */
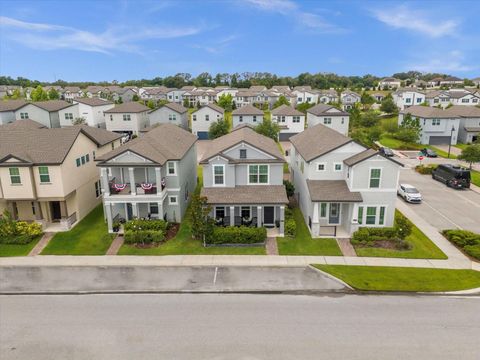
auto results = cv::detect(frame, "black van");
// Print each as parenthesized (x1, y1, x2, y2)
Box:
(431, 164, 471, 189)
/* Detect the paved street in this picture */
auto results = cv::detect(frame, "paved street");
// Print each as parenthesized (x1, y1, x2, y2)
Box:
(1, 293, 479, 360)
(398, 167, 480, 233)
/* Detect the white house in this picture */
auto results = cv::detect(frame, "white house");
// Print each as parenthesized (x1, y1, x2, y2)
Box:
(392, 90, 426, 110)
(69, 98, 115, 128)
(104, 102, 150, 136)
(306, 104, 349, 136)
(14, 100, 73, 128)
(440, 76, 463, 87)
(448, 91, 480, 106)
(293, 87, 319, 104)
(232, 104, 264, 128)
(318, 89, 338, 104)
(378, 77, 402, 89)
(148, 102, 188, 129)
(425, 90, 451, 108)
(340, 91, 361, 110)
(271, 105, 305, 141)
(454, 106, 480, 144)
(191, 103, 225, 140)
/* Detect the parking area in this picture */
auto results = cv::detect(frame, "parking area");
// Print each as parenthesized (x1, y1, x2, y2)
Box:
(398, 167, 480, 233)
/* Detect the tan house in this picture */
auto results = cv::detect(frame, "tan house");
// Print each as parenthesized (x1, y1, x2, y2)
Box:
(0, 120, 122, 231)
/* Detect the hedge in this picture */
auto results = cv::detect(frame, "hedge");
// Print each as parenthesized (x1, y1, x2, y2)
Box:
(124, 219, 168, 232)
(124, 229, 165, 244)
(0, 216, 43, 245)
(442, 229, 480, 260)
(207, 226, 267, 245)
(285, 218, 296, 237)
(415, 164, 438, 175)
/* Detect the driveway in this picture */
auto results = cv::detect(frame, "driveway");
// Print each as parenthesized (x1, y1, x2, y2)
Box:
(398, 167, 480, 233)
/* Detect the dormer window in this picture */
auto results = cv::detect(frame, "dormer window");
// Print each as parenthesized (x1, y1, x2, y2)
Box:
(240, 149, 247, 159)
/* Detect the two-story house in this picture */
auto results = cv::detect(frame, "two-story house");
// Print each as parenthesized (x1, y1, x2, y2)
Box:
(104, 102, 150, 136)
(0, 120, 122, 231)
(191, 103, 225, 140)
(96, 124, 197, 232)
(392, 90, 425, 110)
(15, 100, 74, 128)
(148, 102, 188, 129)
(70, 98, 115, 128)
(290, 124, 402, 237)
(293, 87, 319, 104)
(318, 89, 339, 104)
(306, 104, 349, 136)
(448, 91, 480, 106)
(271, 105, 305, 141)
(378, 77, 401, 89)
(425, 90, 451, 108)
(232, 104, 264, 128)
(200, 126, 288, 236)
(340, 91, 361, 110)
(0, 100, 27, 125)
(454, 106, 480, 144)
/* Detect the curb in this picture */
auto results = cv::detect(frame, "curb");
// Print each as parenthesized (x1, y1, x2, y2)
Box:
(307, 264, 354, 290)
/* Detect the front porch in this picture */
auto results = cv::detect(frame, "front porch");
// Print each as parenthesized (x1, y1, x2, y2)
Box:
(105, 201, 165, 233)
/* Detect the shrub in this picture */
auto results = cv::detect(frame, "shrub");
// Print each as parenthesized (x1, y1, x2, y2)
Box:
(415, 164, 438, 175)
(123, 219, 167, 232)
(124, 229, 165, 244)
(394, 212, 412, 239)
(0, 211, 43, 244)
(442, 229, 480, 247)
(0, 234, 34, 245)
(283, 180, 295, 198)
(207, 226, 267, 245)
(15, 221, 43, 237)
(463, 244, 480, 260)
(352, 227, 398, 244)
(285, 218, 296, 237)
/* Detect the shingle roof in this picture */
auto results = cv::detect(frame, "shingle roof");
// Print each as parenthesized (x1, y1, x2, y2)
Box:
(200, 126, 284, 164)
(343, 149, 378, 166)
(104, 102, 150, 113)
(0, 100, 27, 112)
(401, 105, 480, 118)
(232, 104, 264, 116)
(306, 180, 362, 202)
(74, 98, 114, 106)
(290, 124, 353, 162)
(0, 121, 121, 165)
(30, 100, 73, 112)
(161, 102, 188, 114)
(193, 103, 225, 114)
(271, 104, 304, 117)
(201, 185, 288, 204)
(306, 104, 349, 116)
(96, 123, 196, 165)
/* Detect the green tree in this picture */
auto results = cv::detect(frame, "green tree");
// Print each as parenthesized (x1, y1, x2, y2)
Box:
(361, 91, 375, 105)
(396, 113, 421, 143)
(6, 88, 22, 99)
(295, 102, 314, 113)
(146, 100, 156, 109)
(190, 194, 214, 245)
(272, 95, 290, 109)
(209, 119, 230, 139)
(48, 88, 59, 100)
(359, 110, 380, 127)
(183, 98, 190, 108)
(132, 94, 140, 102)
(217, 94, 233, 112)
(380, 94, 397, 114)
(30, 85, 48, 101)
(72, 117, 86, 125)
(458, 144, 480, 169)
(283, 180, 295, 198)
(255, 119, 280, 141)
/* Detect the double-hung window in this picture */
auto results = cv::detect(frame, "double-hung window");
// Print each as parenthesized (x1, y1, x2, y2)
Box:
(249, 165, 268, 184)
(239, 149, 247, 159)
(205, 115, 209, 121)
(167, 161, 176, 176)
(213, 165, 225, 186)
(65, 113, 73, 120)
(9, 168, 21, 184)
(366, 207, 377, 225)
(192, 115, 197, 121)
(38, 166, 50, 183)
(357, 206, 363, 224)
(324, 118, 332, 125)
(369, 168, 381, 188)
(239, 115, 243, 122)
(95, 180, 102, 198)
(293, 116, 300, 123)
(432, 119, 441, 126)
(253, 116, 257, 122)
(123, 114, 131, 121)
(20, 112, 29, 119)
(334, 163, 342, 172)
(320, 203, 327, 218)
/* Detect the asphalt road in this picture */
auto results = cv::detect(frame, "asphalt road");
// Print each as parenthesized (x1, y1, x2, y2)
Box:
(1, 294, 479, 360)
(0, 266, 346, 293)
(398, 167, 480, 233)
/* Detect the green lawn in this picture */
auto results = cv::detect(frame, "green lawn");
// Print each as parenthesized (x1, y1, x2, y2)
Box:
(41, 205, 115, 255)
(0, 235, 42, 257)
(379, 134, 457, 158)
(276, 208, 342, 256)
(354, 211, 447, 259)
(454, 143, 468, 151)
(471, 170, 480, 187)
(314, 265, 480, 292)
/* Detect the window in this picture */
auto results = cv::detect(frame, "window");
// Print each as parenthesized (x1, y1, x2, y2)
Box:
(320, 203, 327, 218)
(38, 166, 50, 183)
(95, 180, 101, 198)
(169, 195, 178, 205)
(110, 114, 113, 121)
(357, 206, 363, 224)
(369, 168, 381, 188)
(93, 151, 96, 160)
(280, 116, 285, 123)
(167, 161, 176, 175)
(253, 116, 257, 122)
(20, 112, 29, 119)
(76, 158, 81, 167)
(240, 149, 247, 159)
(248, 164, 268, 184)
(434, 99, 439, 103)
(300, 161, 304, 173)
(379, 206, 385, 225)
(317, 163, 325, 171)
(64, 113, 73, 120)
(241, 206, 251, 219)
(81, 156, 86, 165)
(205, 115, 209, 121)
(297, 97, 302, 102)
(416, 98, 422, 103)
(334, 163, 342, 172)
(192, 114, 197, 121)
(9, 167, 21, 184)
(462, 98, 469, 103)
(111, 143, 115, 150)
(149, 203, 159, 214)
(169, 114, 177, 121)
(366, 207, 377, 225)
(306, 97, 311, 102)
(123, 114, 131, 121)
(473, 98, 478, 103)
(405, 98, 411, 103)
(239, 115, 243, 122)
(31, 202, 36, 215)
(85, 154, 90, 163)
(213, 165, 225, 185)
(341, 118, 345, 124)
(293, 116, 300, 123)
(432, 119, 441, 126)
(215, 206, 225, 219)
(323, 118, 332, 125)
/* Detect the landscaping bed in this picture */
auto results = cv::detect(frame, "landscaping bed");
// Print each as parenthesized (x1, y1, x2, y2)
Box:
(314, 265, 480, 292)
(442, 229, 480, 262)
(0, 211, 43, 257)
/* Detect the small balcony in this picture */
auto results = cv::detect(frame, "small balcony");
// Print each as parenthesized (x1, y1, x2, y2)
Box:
(108, 179, 165, 196)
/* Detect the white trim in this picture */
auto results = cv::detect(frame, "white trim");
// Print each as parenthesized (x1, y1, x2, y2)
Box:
(327, 202, 342, 225)
(316, 162, 326, 172)
(355, 204, 388, 227)
(319, 202, 328, 218)
(224, 142, 276, 160)
(212, 164, 226, 187)
(168, 195, 178, 205)
(247, 164, 270, 185)
(333, 162, 343, 172)
(263, 205, 276, 226)
(368, 167, 382, 189)
(167, 161, 177, 176)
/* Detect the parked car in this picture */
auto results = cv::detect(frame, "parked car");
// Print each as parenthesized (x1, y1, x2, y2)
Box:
(420, 148, 437, 157)
(398, 183, 422, 203)
(431, 164, 470, 189)
(379, 147, 394, 157)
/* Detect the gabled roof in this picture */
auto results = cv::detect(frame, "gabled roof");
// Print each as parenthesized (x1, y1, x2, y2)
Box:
(401, 105, 480, 118)
(307, 180, 362, 202)
(0, 121, 121, 165)
(0, 100, 27, 112)
(232, 104, 264, 116)
(199, 126, 284, 164)
(306, 103, 349, 116)
(271, 104, 304, 117)
(104, 102, 150, 113)
(290, 123, 353, 162)
(25, 100, 73, 112)
(74, 97, 114, 106)
(96, 123, 196, 166)
(151, 102, 187, 114)
(193, 103, 225, 114)
(201, 185, 288, 205)
(343, 149, 378, 166)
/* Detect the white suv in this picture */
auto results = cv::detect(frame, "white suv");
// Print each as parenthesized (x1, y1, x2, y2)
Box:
(398, 183, 422, 203)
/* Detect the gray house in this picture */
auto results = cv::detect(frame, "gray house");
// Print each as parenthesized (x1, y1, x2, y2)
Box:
(14, 100, 74, 128)
(306, 104, 350, 136)
(0, 100, 27, 125)
(200, 126, 288, 236)
(148, 102, 188, 129)
(96, 123, 197, 232)
(232, 104, 264, 128)
(290, 124, 402, 237)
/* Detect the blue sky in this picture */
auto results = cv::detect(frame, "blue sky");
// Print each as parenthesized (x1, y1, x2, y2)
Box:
(0, 0, 479, 82)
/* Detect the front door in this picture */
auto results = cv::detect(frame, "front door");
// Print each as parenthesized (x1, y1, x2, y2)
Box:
(51, 201, 61, 221)
(263, 206, 275, 226)
(329, 203, 340, 225)
(126, 203, 133, 220)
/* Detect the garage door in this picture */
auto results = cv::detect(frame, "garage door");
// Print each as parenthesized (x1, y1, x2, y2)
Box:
(197, 131, 209, 140)
(428, 136, 450, 145)
(279, 133, 295, 141)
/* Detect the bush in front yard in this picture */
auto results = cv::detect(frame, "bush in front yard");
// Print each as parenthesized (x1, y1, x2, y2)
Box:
(464, 244, 480, 260)
(351, 227, 398, 244)
(124, 219, 168, 232)
(415, 164, 438, 175)
(0, 211, 43, 244)
(394, 212, 412, 239)
(207, 226, 267, 245)
(124, 229, 165, 244)
(285, 218, 296, 237)
(442, 229, 480, 260)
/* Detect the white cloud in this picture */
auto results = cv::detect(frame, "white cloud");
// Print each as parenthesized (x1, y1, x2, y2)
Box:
(408, 51, 475, 73)
(371, 5, 459, 38)
(192, 34, 240, 54)
(0, 16, 203, 54)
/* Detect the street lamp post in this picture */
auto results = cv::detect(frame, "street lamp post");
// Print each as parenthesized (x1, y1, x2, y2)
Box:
(447, 125, 455, 159)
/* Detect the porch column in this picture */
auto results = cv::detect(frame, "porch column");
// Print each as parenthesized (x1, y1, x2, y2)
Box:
(34, 201, 43, 220)
(60, 201, 67, 219)
(155, 167, 162, 195)
(257, 206, 262, 227)
(129, 167, 136, 195)
(279, 206, 285, 236)
(101, 168, 110, 196)
(132, 203, 139, 218)
(229, 206, 234, 226)
(312, 203, 320, 237)
(158, 201, 164, 220)
(105, 202, 113, 232)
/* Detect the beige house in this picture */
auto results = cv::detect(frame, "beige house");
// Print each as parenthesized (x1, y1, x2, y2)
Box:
(0, 120, 122, 231)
